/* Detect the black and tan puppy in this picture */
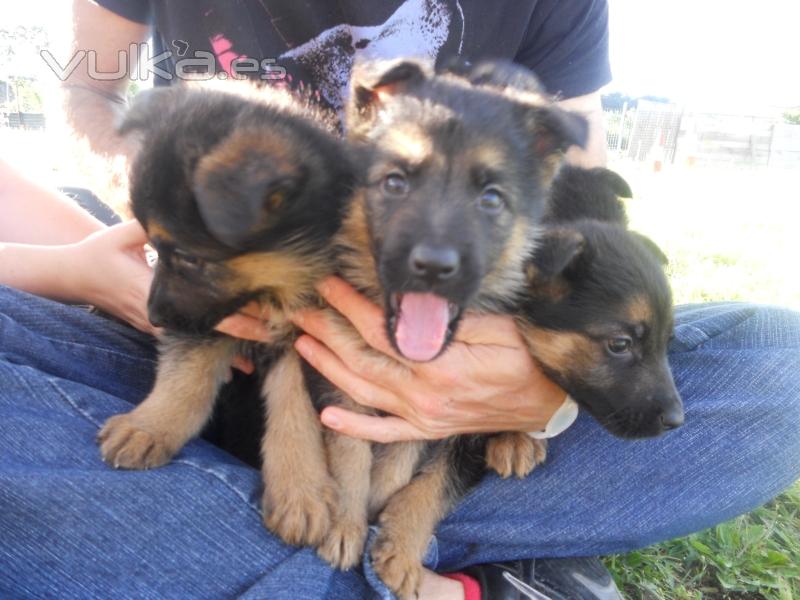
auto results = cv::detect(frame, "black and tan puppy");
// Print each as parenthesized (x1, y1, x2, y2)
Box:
(96, 82, 357, 549)
(522, 167, 683, 437)
(315, 59, 588, 595)
(487, 166, 683, 479)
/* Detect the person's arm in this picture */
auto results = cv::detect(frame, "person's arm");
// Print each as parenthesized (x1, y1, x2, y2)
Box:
(0, 160, 104, 244)
(0, 220, 158, 335)
(0, 158, 155, 332)
(516, 0, 612, 168)
(558, 91, 607, 167)
(59, 0, 150, 216)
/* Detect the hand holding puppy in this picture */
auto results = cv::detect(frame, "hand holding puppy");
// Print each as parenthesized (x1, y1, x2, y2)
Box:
(293, 276, 566, 442)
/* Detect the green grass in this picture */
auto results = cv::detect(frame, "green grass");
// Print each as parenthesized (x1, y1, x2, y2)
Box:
(602, 162, 800, 599)
(606, 481, 800, 599)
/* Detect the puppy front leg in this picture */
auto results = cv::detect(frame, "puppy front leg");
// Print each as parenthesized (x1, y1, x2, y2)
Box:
(318, 429, 372, 569)
(368, 441, 425, 520)
(372, 447, 457, 600)
(98, 336, 236, 469)
(261, 349, 337, 547)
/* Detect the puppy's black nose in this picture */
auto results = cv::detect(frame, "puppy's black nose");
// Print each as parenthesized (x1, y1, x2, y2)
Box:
(409, 244, 460, 281)
(660, 401, 685, 430)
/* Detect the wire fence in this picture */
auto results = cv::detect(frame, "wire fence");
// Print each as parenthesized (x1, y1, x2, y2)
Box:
(604, 101, 800, 168)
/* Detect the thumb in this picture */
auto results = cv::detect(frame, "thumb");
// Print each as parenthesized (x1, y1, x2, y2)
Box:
(112, 219, 149, 248)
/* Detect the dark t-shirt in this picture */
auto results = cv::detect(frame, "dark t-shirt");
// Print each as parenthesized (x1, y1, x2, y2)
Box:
(98, 0, 611, 110)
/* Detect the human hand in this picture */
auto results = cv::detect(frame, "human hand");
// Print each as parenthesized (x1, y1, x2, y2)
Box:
(214, 302, 272, 374)
(292, 277, 566, 443)
(65, 220, 158, 335)
(215, 301, 272, 344)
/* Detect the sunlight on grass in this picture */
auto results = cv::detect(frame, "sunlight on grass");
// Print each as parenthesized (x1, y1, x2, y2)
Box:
(603, 162, 800, 599)
(611, 163, 800, 310)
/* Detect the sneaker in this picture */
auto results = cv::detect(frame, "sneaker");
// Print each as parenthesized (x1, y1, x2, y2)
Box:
(465, 557, 623, 600)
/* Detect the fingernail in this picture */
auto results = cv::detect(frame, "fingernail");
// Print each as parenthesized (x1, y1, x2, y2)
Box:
(321, 411, 340, 429)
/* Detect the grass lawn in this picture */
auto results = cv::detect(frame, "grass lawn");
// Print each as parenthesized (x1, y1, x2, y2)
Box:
(602, 161, 800, 599)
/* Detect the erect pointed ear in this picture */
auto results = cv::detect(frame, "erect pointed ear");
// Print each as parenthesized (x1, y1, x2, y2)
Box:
(595, 167, 633, 199)
(528, 227, 587, 281)
(192, 134, 300, 250)
(526, 105, 589, 158)
(631, 232, 669, 266)
(348, 59, 431, 126)
(117, 87, 178, 136)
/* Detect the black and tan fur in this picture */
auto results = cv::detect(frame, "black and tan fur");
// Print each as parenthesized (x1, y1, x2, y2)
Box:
(342, 61, 682, 598)
(96, 82, 358, 549)
(518, 166, 683, 438)
(487, 164, 683, 481)
(315, 59, 589, 596)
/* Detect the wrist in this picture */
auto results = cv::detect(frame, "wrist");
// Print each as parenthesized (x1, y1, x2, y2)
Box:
(57, 241, 94, 304)
(527, 373, 568, 427)
(527, 394, 579, 439)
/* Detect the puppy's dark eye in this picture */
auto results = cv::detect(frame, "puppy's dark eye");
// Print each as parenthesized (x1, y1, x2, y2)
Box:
(383, 173, 409, 196)
(172, 250, 204, 270)
(607, 336, 633, 355)
(478, 188, 505, 214)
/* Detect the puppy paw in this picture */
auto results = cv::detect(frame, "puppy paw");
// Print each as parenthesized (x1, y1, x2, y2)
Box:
(486, 433, 547, 479)
(371, 532, 422, 600)
(97, 414, 175, 469)
(318, 518, 368, 570)
(262, 479, 337, 547)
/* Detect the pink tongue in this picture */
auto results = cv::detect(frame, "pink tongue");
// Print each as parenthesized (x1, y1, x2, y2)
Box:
(395, 292, 450, 362)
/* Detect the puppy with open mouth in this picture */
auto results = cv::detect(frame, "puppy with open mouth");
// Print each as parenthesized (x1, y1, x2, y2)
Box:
(300, 58, 589, 594)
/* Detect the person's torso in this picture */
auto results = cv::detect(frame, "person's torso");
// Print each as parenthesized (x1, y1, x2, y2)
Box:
(148, 0, 539, 110)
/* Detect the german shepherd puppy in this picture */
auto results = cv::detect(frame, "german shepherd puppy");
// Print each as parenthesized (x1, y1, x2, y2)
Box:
(311, 59, 588, 594)
(96, 82, 357, 549)
(487, 165, 683, 478)
(522, 166, 683, 436)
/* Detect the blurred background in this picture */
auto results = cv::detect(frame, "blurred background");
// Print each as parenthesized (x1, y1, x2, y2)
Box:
(2, 1, 799, 597)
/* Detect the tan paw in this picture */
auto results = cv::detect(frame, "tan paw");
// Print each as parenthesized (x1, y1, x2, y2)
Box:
(97, 414, 175, 470)
(317, 518, 368, 570)
(486, 433, 547, 479)
(262, 479, 337, 547)
(371, 531, 422, 600)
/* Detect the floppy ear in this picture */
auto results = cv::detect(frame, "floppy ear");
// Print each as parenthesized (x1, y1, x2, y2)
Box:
(529, 227, 587, 281)
(347, 59, 430, 128)
(526, 105, 589, 158)
(117, 87, 177, 135)
(631, 232, 669, 266)
(192, 142, 299, 250)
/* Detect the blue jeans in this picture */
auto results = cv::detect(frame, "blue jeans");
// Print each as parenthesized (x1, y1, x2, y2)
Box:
(1, 284, 799, 599)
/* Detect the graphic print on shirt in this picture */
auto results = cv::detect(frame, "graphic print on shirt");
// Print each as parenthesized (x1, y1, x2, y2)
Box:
(276, 0, 464, 108)
(184, 0, 465, 109)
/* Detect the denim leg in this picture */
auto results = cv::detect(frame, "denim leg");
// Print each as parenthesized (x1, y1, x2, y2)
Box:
(4, 286, 800, 597)
(0, 285, 157, 402)
(0, 287, 370, 600)
(429, 303, 800, 572)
